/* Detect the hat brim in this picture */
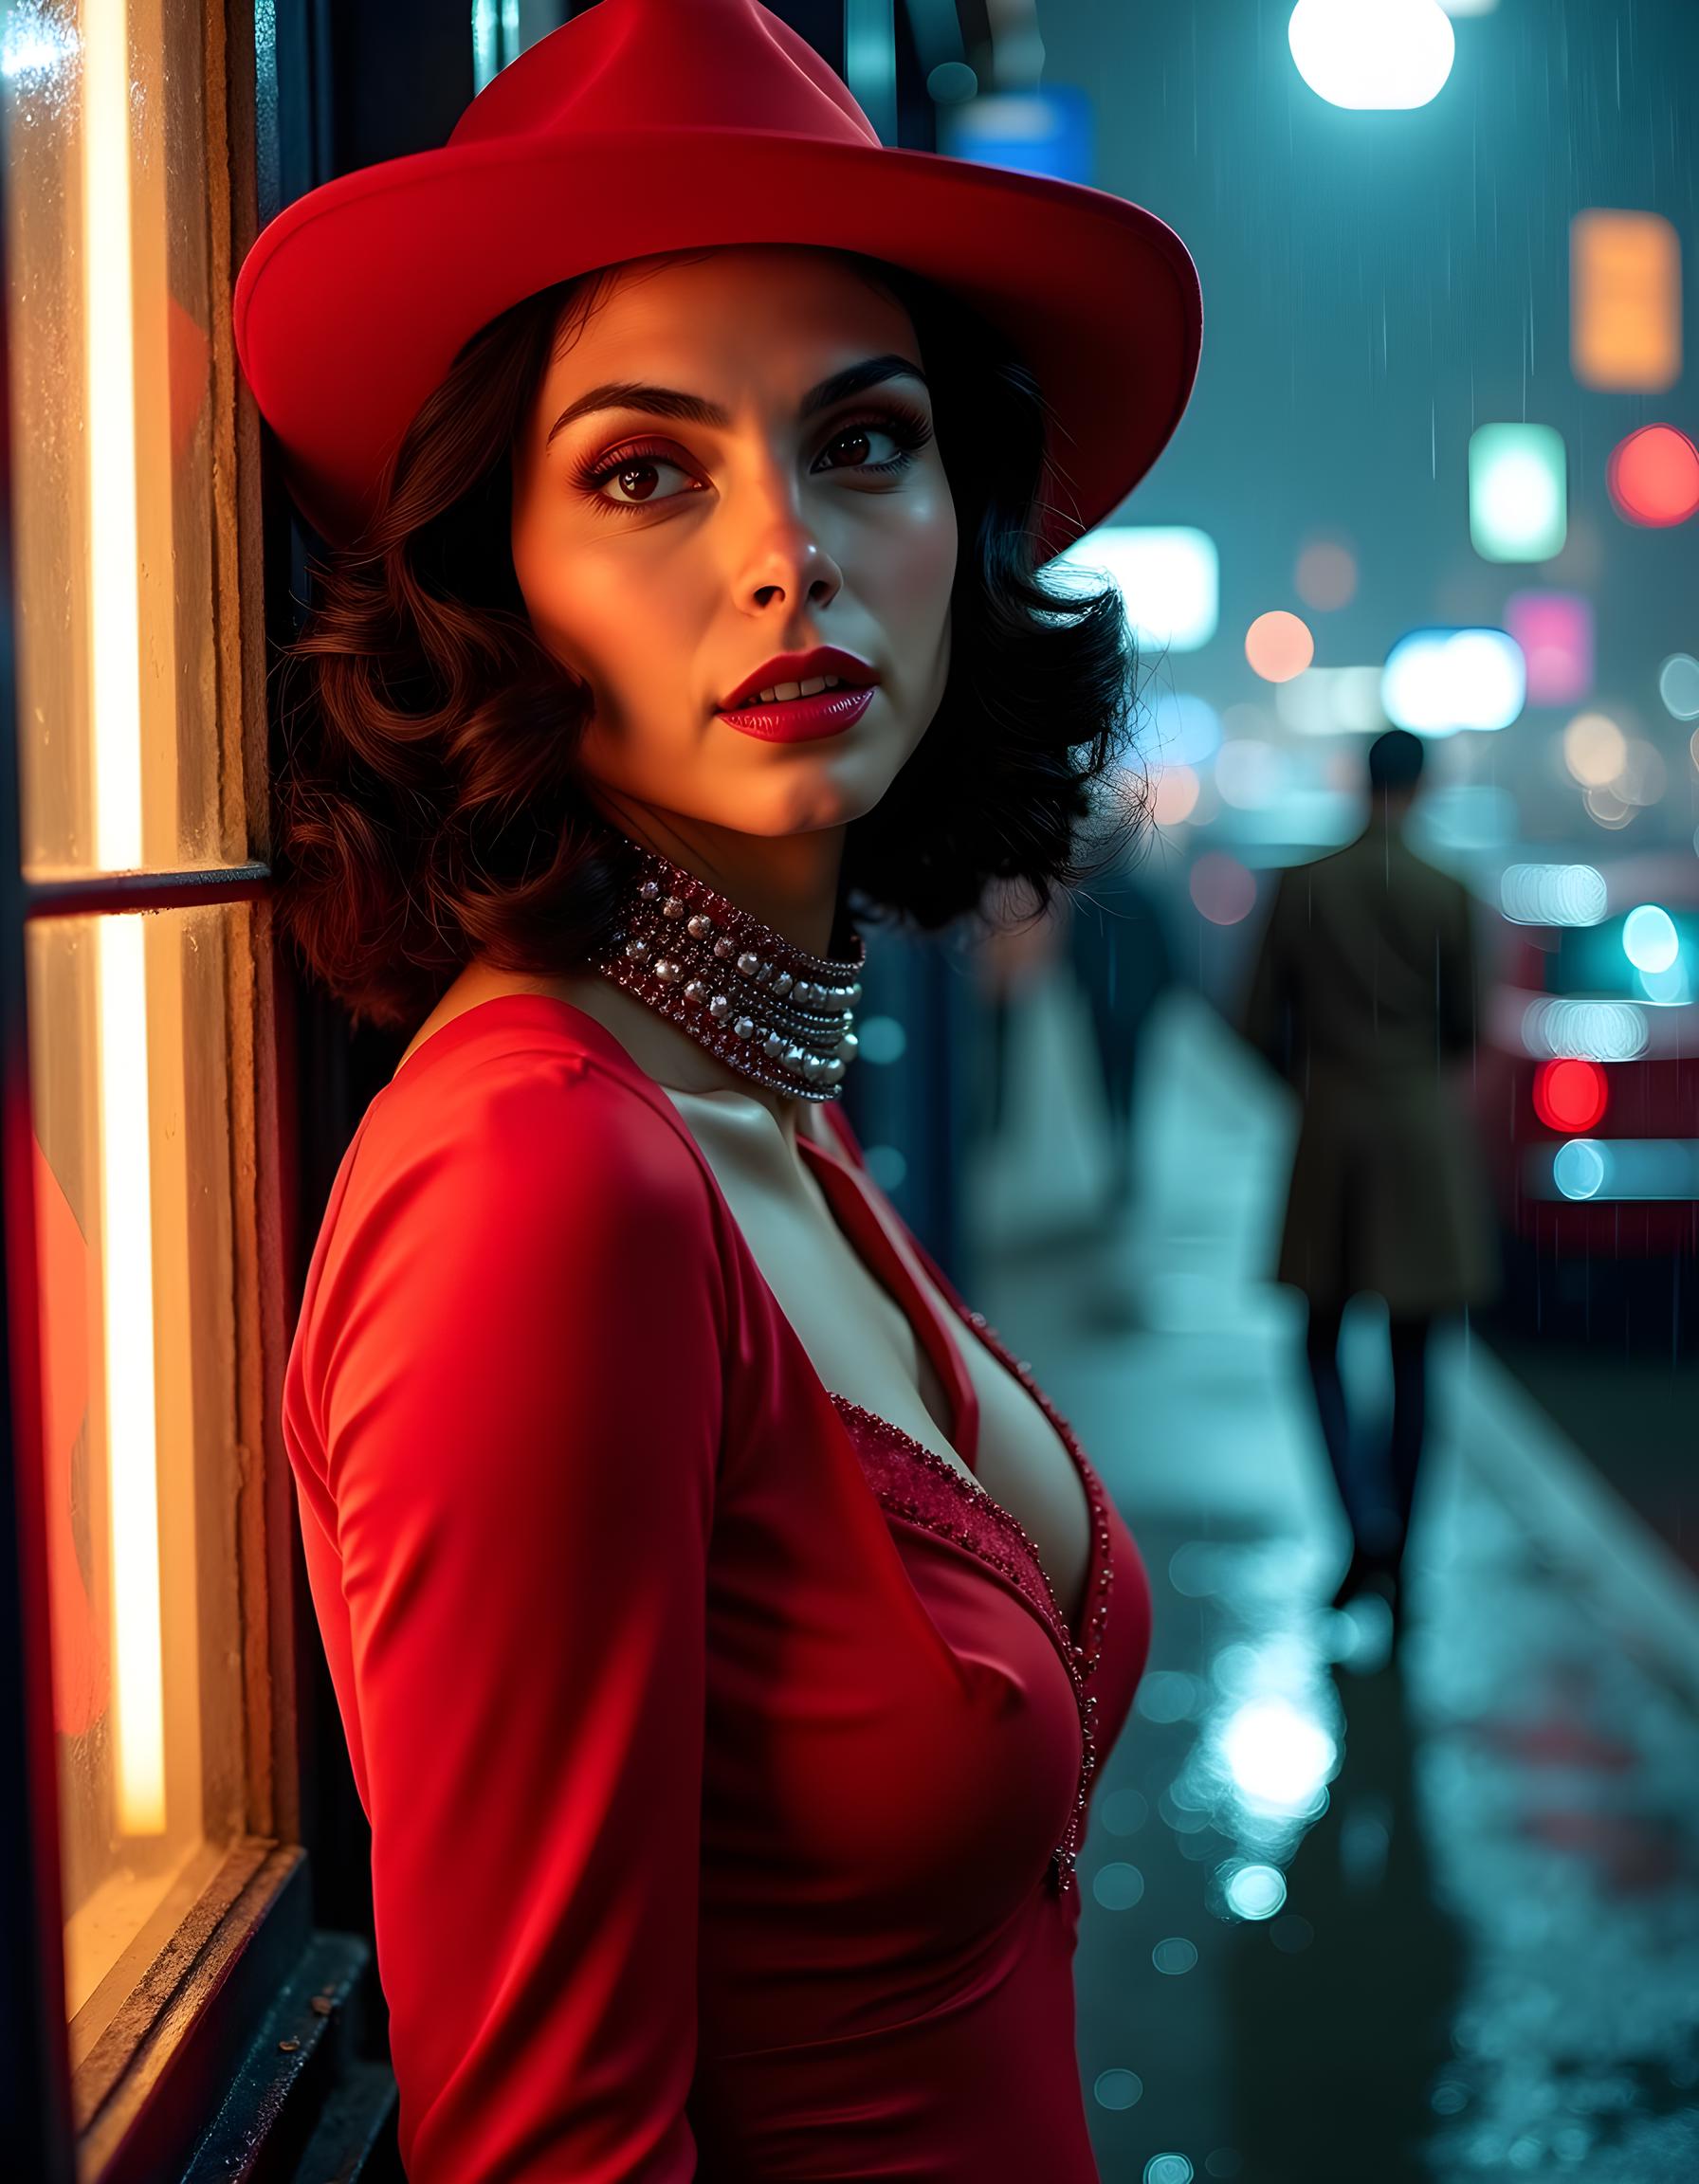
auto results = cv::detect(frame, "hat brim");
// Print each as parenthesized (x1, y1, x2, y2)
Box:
(233, 127, 1202, 562)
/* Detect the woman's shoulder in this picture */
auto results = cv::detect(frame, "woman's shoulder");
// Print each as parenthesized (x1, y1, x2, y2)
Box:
(351, 991, 717, 1231)
(288, 992, 730, 1427)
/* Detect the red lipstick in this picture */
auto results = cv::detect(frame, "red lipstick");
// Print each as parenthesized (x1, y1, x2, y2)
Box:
(718, 684, 875, 742)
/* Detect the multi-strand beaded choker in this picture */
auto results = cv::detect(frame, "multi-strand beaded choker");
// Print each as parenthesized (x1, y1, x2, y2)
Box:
(591, 838, 866, 1104)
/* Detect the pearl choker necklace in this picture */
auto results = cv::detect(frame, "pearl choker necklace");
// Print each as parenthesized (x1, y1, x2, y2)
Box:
(592, 838, 866, 1103)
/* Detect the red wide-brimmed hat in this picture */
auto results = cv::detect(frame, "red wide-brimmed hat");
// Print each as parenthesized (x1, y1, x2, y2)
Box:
(232, 0, 1202, 562)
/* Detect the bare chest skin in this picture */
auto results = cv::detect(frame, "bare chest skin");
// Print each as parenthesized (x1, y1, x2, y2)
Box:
(395, 963, 1091, 1629)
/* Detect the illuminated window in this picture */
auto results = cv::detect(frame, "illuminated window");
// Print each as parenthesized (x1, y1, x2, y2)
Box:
(2, 0, 331, 2171)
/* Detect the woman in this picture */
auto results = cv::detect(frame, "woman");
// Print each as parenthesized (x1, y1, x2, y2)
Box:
(238, 3, 1201, 2177)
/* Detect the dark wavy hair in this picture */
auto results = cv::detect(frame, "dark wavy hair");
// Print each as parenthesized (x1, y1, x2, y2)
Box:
(270, 246, 1154, 1033)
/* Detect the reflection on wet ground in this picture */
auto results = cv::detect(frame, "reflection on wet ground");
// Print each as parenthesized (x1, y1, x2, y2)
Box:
(964, 985, 1699, 2183)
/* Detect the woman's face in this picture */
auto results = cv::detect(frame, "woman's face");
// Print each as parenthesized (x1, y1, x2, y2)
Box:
(509, 246, 957, 844)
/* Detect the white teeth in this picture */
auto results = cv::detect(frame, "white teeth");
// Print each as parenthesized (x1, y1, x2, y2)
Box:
(739, 673, 844, 707)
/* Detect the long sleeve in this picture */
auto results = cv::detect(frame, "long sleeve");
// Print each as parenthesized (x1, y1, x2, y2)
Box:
(303, 1057, 725, 2182)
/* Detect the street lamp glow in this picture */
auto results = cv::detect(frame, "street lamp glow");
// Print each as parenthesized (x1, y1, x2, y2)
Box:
(1288, 0, 1455, 111)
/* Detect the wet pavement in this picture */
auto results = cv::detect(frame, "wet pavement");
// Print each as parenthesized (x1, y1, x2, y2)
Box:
(962, 980, 1699, 2184)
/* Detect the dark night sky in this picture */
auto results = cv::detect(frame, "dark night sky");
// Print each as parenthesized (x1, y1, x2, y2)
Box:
(1034, 0, 1698, 849)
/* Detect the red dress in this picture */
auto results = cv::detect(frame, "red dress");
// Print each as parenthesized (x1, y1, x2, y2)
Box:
(282, 995, 1153, 2181)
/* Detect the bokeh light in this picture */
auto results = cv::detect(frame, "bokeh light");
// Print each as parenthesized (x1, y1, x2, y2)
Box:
(938, 85, 1093, 181)
(1583, 785, 1635, 828)
(1246, 610, 1315, 682)
(1533, 1058, 1608, 1135)
(1504, 590, 1593, 706)
(855, 1014, 907, 1065)
(1521, 997, 1648, 1064)
(1570, 209, 1682, 391)
(1288, 0, 1455, 110)
(863, 1143, 907, 1192)
(1382, 628, 1525, 735)
(1606, 425, 1699, 526)
(1499, 863, 1608, 926)
(1220, 1862, 1288, 1922)
(1152, 765, 1201, 827)
(1148, 691, 1222, 769)
(1469, 423, 1567, 560)
(1622, 903, 1679, 974)
(1189, 853, 1258, 926)
(1055, 525, 1219, 650)
(1552, 1140, 1607, 1202)
(1549, 1139, 1699, 1195)
(925, 61, 977, 103)
(1092, 1862, 1148, 1910)
(1615, 741, 1666, 807)
(1640, 961, 1690, 1006)
(1219, 1698, 1338, 1813)
(1659, 654, 1699, 721)
(1294, 537, 1358, 610)
(1215, 738, 1289, 810)
(1562, 710, 1627, 787)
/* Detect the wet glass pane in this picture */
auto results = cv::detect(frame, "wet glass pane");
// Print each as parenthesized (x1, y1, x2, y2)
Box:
(5, 0, 247, 877)
(28, 901, 247, 2048)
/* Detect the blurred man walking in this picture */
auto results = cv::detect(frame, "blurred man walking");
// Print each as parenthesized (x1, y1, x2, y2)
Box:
(1239, 730, 1500, 1629)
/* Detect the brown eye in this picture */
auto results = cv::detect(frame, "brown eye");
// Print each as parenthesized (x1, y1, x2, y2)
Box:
(579, 447, 698, 509)
(818, 424, 882, 467)
(814, 409, 934, 476)
(608, 461, 666, 502)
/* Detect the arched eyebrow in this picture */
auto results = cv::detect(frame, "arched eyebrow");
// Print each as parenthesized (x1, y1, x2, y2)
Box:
(545, 355, 929, 453)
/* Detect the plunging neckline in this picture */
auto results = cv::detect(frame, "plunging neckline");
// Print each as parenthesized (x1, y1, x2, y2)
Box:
(387, 990, 1102, 1646)
(793, 1122, 981, 1483)
(795, 1109, 1108, 1654)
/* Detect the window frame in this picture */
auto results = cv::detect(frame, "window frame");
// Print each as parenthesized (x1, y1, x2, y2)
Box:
(0, 4, 369, 2176)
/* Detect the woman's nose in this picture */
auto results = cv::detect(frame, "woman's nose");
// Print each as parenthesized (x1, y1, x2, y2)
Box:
(733, 506, 842, 612)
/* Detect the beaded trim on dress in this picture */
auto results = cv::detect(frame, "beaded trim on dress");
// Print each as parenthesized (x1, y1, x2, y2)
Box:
(828, 1297, 1116, 1901)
